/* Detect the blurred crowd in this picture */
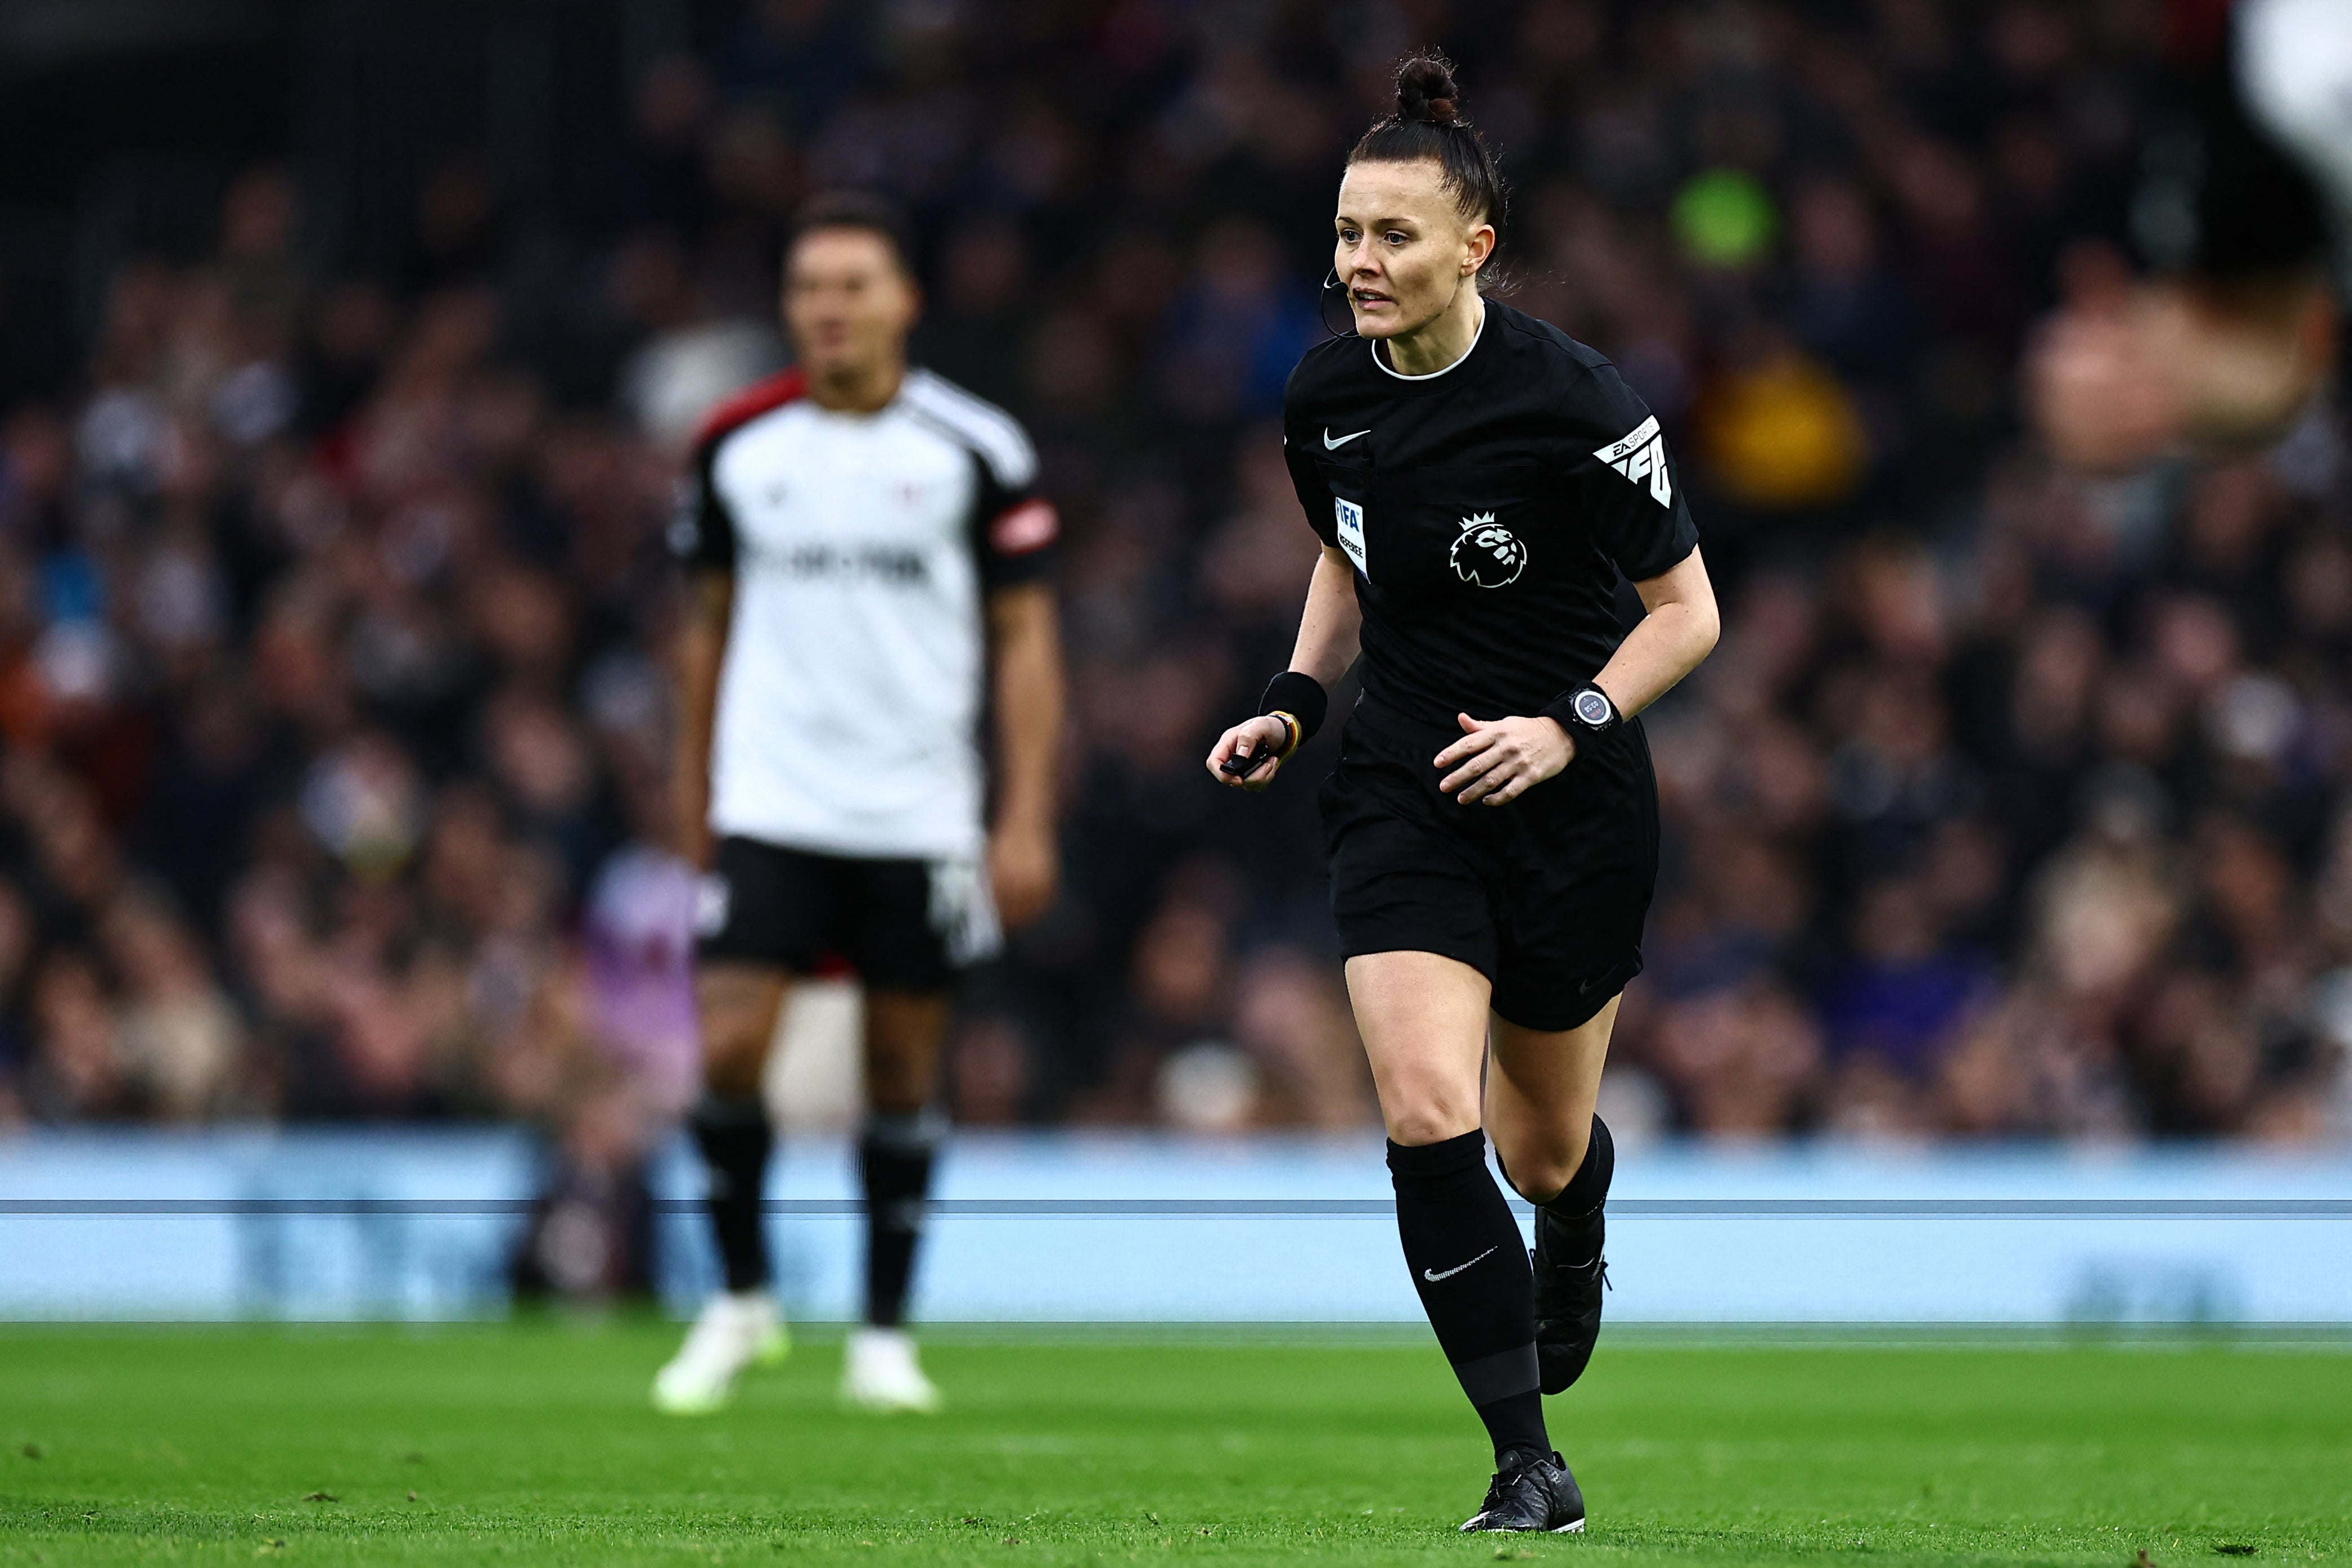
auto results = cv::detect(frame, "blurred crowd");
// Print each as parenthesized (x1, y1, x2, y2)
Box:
(1, 0, 2347, 1151)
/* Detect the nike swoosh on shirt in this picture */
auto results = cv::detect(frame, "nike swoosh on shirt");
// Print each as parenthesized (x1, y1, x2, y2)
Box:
(1323, 427, 1370, 449)
(1422, 1245, 1499, 1283)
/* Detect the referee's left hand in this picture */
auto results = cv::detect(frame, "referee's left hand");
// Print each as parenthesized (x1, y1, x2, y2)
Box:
(1436, 712, 1573, 806)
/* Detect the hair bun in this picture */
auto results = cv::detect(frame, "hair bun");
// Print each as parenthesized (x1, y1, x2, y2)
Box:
(1394, 54, 1464, 126)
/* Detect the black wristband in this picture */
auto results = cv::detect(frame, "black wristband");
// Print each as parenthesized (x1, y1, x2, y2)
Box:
(1257, 670, 1329, 744)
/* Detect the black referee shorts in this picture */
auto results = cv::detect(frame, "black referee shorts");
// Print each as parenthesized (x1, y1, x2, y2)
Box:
(694, 835, 999, 993)
(1319, 716, 1660, 1032)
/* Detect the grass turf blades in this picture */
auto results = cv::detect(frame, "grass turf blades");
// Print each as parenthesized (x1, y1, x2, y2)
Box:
(1, 1322, 2347, 1565)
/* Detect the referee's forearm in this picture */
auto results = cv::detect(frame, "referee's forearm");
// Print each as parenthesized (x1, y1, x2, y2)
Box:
(1592, 548, 1719, 721)
(1592, 600, 1717, 719)
(1287, 547, 1363, 689)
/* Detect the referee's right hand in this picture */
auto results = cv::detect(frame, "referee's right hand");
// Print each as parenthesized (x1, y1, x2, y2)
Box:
(1207, 716, 1292, 793)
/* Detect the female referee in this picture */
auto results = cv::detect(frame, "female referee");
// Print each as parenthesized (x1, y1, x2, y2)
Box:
(1206, 55, 1719, 1534)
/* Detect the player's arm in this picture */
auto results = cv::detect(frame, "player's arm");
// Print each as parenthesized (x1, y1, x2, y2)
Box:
(1208, 409, 1363, 793)
(2031, 267, 2338, 470)
(673, 568, 732, 872)
(668, 438, 738, 871)
(1207, 545, 1361, 793)
(2164, 271, 2338, 452)
(1578, 379, 1719, 718)
(985, 581, 1063, 928)
(970, 443, 1063, 930)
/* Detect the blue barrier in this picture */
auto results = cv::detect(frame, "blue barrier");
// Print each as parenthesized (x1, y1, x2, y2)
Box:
(1, 1128, 2347, 1322)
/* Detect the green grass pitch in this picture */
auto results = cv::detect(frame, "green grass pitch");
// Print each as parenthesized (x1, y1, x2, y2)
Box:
(1, 1321, 2347, 1565)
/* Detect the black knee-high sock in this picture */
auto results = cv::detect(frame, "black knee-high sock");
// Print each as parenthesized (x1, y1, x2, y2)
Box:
(1388, 1131, 1550, 1465)
(691, 1096, 773, 1294)
(1541, 1115, 1614, 1258)
(859, 1108, 943, 1328)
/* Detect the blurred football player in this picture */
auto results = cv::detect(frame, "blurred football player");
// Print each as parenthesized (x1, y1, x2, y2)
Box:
(655, 192, 1063, 1414)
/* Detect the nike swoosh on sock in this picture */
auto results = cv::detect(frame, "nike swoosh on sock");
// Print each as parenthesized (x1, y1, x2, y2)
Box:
(1423, 1244, 1499, 1283)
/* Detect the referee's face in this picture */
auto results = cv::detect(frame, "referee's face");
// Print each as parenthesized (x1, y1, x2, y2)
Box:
(1333, 160, 1492, 340)
(784, 227, 921, 391)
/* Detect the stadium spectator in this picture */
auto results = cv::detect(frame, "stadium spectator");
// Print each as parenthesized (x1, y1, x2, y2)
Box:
(0, 0, 2345, 1148)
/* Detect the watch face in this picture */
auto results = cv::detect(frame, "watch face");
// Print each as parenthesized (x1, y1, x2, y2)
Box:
(1574, 688, 1613, 726)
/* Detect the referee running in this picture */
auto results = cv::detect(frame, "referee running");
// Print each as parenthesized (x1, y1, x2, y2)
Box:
(1207, 56, 1719, 1532)
(657, 192, 1064, 1415)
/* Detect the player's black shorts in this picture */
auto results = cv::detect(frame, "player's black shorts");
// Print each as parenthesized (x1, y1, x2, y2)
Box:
(694, 836, 999, 993)
(1319, 709, 1660, 1032)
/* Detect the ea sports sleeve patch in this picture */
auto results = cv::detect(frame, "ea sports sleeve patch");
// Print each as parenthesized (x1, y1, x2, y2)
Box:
(1592, 416, 1673, 509)
(1578, 370, 1698, 582)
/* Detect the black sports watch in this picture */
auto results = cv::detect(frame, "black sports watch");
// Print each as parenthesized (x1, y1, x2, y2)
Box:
(1559, 683, 1620, 737)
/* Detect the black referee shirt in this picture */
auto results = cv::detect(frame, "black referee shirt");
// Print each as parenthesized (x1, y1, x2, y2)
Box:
(1281, 299, 1698, 743)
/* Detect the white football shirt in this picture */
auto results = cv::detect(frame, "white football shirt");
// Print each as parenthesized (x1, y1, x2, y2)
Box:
(670, 367, 1057, 859)
(2240, 0, 2352, 291)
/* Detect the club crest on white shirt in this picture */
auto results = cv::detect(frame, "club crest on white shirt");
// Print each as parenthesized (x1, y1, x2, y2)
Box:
(1594, 415, 1673, 506)
(1450, 513, 1527, 588)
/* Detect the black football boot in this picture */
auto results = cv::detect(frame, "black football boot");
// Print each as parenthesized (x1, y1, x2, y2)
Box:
(1532, 1201, 1609, 1394)
(1458, 1448, 1586, 1533)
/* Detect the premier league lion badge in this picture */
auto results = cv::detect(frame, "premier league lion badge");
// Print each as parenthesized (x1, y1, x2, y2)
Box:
(1449, 513, 1527, 588)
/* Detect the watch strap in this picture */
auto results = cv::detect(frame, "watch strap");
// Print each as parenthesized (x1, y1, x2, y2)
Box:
(1541, 683, 1620, 736)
